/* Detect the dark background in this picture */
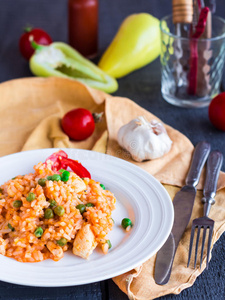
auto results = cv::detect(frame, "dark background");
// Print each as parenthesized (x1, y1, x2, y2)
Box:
(0, 0, 225, 299)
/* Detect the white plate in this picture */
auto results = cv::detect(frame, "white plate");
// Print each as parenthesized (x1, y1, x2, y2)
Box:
(0, 149, 174, 287)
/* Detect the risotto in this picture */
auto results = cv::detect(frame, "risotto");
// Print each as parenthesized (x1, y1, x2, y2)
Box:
(0, 151, 116, 262)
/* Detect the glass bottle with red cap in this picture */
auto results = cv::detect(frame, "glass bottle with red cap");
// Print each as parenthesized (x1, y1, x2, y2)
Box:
(68, 0, 98, 59)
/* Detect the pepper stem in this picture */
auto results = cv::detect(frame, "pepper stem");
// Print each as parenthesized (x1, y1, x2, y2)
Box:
(24, 26, 33, 33)
(29, 35, 45, 51)
(92, 112, 104, 123)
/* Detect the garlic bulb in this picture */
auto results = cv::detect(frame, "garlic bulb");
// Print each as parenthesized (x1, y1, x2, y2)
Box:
(117, 116, 172, 162)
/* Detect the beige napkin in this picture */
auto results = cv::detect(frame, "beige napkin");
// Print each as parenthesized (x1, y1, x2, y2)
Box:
(1, 77, 225, 300)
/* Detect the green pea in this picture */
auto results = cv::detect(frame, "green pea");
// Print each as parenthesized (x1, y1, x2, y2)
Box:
(52, 174, 61, 181)
(61, 170, 70, 182)
(8, 223, 15, 231)
(100, 183, 106, 190)
(59, 169, 66, 173)
(86, 203, 94, 207)
(106, 239, 112, 249)
(12, 177, 17, 180)
(56, 238, 67, 247)
(47, 175, 53, 181)
(44, 208, 54, 219)
(49, 200, 57, 208)
(54, 205, 65, 217)
(38, 178, 47, 187)
(111, 218, 115, 224)
(13, 200, 22, 208)
(34, 227, 43, 238)
(121, 218, 133, 229)
(76, 204, 86, 214)
(26, 192, 36, 202)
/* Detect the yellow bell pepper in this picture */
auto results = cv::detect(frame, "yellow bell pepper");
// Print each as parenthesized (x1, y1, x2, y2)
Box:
(98, 13, 161, 78)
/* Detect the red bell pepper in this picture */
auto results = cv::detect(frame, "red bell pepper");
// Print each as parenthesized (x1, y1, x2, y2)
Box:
(60, 157, 91, 179)
(45, 150, 91, 178)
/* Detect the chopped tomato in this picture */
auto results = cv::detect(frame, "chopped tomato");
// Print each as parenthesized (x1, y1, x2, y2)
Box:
(45, 150, 91, 178)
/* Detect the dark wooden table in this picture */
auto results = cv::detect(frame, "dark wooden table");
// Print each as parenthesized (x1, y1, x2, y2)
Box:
(0, 0, 225, 299)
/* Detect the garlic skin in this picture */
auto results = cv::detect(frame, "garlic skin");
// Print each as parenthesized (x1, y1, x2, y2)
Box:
(117, 116, 172, 162)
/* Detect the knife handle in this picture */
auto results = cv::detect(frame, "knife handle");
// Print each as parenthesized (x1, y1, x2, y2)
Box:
(186, 141, 211, 187)
(202, 150, 223, 216)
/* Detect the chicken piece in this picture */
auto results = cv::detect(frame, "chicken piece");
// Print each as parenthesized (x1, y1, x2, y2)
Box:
(73, 224, 97, 259)
(46, 241, 64, 261)
(70, 173, 86, 193)
(0, 237, 7, 256)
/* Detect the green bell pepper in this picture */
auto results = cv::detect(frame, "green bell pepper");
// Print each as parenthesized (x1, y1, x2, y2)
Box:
(29, 42, 118, 93)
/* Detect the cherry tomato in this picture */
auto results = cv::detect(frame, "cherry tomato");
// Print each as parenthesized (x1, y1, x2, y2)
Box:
(208, 92, 225, 131)
(61, 108, 95, 141)
(19, 27, 52, 60)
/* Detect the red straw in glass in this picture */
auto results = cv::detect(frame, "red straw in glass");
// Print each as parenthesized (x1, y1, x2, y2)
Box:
(188, 7, 209, 95)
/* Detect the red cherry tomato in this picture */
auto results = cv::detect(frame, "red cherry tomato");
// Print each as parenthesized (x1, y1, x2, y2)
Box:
(61, 108, 95, 141)
(19, 27, 52, 60)
(208, 92, 225, 131)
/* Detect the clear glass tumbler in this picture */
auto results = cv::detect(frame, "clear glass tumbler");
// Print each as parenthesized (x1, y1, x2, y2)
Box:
(160, 15, 225, 108)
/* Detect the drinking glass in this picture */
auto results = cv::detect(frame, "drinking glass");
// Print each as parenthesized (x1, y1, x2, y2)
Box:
(160, 15, 225, 108)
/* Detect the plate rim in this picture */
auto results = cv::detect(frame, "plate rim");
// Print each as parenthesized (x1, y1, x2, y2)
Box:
(0, 148, 174, 286)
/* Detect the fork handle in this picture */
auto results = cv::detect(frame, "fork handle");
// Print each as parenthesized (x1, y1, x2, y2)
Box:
(202, 150, 223, 216)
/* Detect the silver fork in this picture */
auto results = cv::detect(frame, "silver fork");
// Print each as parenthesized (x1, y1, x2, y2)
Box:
(187, 150, 223, 269)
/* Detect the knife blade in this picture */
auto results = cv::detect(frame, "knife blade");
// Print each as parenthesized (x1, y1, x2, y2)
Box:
(154, 141, 211, 285)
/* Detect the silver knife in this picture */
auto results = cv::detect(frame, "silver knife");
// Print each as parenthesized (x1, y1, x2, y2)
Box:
(154, 141, 211, 285)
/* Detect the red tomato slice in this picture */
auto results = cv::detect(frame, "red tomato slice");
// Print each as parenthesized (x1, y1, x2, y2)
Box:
(45, 150, 91, 178)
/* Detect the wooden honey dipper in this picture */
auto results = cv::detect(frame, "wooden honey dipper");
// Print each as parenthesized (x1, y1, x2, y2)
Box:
(173, 0, 193, 24)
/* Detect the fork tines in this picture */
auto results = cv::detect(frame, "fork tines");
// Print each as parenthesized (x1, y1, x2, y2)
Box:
(188, 150, 223, 270)
(187, 217, 214, 269)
